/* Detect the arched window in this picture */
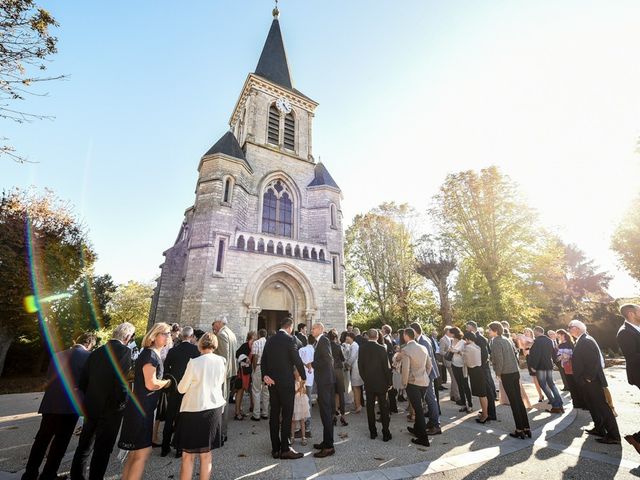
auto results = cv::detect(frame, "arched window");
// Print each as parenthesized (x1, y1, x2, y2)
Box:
(267, 240, 275, 254)
(237, 235, 245, 250)
(294, 245, 301, 258)
(319, 250, 325, 261)
(261, 179, 294, 238)
(268, 104, 280, 145)
(247, 237, 255, 251)
(257, 238, 265, 252)
(311, 248, 317, 261)
(276, 242, 284, 255)
(284, 113, 295, 150)
(223, 177, 232, 203)
(303, 247, 309, 259)
(285, 244, 293, 256)
(330, 203, 337, 228)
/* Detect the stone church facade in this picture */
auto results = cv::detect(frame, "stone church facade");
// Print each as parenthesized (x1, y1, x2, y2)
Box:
(149, 9, 346, 338)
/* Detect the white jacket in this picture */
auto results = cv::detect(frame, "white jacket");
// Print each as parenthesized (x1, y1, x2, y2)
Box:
(178, 353, 227, 412)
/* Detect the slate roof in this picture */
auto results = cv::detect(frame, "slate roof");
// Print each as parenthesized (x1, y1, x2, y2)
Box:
(204, 131, 251, 168)
(255, 18, 293, 89)
(308, 162, 340, 190)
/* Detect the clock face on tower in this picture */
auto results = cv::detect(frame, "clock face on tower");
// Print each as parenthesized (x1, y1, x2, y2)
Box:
(275, 97, 292, 114)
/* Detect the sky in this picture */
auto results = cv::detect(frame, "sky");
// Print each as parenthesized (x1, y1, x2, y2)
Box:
(3, 0, 640, 297)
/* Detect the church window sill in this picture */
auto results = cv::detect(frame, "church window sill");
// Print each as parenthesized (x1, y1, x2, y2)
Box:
(220, 201, 232, 208)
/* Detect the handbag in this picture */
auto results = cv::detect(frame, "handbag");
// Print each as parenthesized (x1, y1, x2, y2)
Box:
(444, 351, 454, 362)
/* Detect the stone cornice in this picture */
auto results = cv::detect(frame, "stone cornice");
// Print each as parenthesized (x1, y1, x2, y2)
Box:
(229, 73, 318, 127)
(198, 152, 253, 174)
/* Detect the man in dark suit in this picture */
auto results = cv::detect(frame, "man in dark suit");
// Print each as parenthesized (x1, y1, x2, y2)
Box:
(528, 326, 564, 413)
(22, 333, 96, 480)
(411, 322, 441, 435)
(617, 304, 640, 453)
(310, 323, 336, 458)
(381, 325, 398, 413)
(260, 317, 306, 460)
(466, 321, 497, 421)
(295, 323, 308, 347)
(359, 328, 393, 442)
(161, 326, 200, 457)
(569, 319, 620, 444)
(70, 323, 134, 480)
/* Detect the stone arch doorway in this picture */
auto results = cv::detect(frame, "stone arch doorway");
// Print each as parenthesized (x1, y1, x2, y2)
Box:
(244, 263, 317, 333)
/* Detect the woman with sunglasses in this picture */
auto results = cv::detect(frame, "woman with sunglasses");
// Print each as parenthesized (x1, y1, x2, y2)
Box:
(119, 322, 173, 480)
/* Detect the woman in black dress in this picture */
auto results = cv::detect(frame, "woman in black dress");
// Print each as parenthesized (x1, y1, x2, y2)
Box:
(119, 323, 173, 480)
(462, 332, 489, 423)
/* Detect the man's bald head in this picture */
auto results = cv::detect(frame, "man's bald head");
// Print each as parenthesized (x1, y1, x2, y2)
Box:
(311, 323, 325, 338)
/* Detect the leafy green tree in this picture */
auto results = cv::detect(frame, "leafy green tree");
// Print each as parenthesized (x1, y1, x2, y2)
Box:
(0, 188, 95, 376)
(107, 281, 154, 337)
(612, 195, 640, 283)
(431, 166, 538, 321)
(345, 202, 437, 330)
(1, 1, 62, 162)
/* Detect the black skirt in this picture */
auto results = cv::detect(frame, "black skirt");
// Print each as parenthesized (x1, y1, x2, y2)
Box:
(467, 366, 487, 397)
(334, 368, 345, 394)
(174, 407, 224, 454)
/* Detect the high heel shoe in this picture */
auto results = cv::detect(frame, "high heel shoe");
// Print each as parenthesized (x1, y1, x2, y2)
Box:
(476, 416, 489, 424)
(524, 429, 532, 438)
(340, 416, 348, 426)
(509, 430, 525, 439)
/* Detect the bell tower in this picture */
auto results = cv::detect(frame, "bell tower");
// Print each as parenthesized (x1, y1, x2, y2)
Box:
(230, 7, 318, 163)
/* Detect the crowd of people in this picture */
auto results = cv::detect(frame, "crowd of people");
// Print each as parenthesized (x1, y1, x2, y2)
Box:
(20, 303, 640, 479)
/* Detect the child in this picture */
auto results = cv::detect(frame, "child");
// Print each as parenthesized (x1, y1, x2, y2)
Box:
(291, 369, 310, 446)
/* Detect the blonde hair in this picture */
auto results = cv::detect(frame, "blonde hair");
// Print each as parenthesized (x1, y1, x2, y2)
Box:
(142, 322, 171, 348)
(198, 332, 218, 351)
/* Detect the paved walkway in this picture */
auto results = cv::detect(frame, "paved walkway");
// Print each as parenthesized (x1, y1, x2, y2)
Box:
(1, 366, 638, 479)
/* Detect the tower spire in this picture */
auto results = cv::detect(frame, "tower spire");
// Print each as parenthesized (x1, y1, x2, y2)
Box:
(255, 1, 293, 89)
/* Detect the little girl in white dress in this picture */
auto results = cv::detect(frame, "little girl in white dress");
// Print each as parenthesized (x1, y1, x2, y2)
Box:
(291, 370, 310, 446)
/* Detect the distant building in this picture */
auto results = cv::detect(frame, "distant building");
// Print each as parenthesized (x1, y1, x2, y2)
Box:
(149, 8, 346, 337)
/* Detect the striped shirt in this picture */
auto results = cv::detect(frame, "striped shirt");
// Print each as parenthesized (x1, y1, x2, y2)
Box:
(251, 337, 266, 364)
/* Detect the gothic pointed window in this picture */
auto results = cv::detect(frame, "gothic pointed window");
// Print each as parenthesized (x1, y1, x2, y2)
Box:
(223, 178, 232, 203)
(268, 104, 280, 145)
(261, 179, 295, 238)
(284, 113, 295, 150)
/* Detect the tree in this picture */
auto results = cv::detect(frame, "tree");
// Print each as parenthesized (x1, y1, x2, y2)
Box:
(612, 195, 640, 283)
(0, 188, 95, 376)
(431, 166, 538, 320)
(107, 281, 154, 337)
(415, 234, 456, 329)
(1, 0, 61, 162)
(345, 202, 437, 330)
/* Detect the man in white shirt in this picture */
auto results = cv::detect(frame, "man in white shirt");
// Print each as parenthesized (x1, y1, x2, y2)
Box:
(251, 329, 269, 421)
(298, 334, 315, 438)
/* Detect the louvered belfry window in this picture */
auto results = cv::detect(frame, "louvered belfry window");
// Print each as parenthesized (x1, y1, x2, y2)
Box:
(283, 113, 295, 150)
(268, 105, 280, 145)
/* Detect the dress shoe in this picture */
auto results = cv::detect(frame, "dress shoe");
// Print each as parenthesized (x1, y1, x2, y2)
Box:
(596, 437, 621, 445)
(313, 447, 335, 458)
(411, 437, 430, 447)
(160, 447, 170, 457)
(383, 433, 392, 442)
(546, 407, 564, 414)
(280, 449, 304, 460)
(370, 432, 378, 439)
(509, 430, 525, 440)
(313, 442, 326, 450)
(585, 428, 605, 437)
(272, 451, 280, 459)
(407, 426, 416, 435)
(251, 416, 261, 421)
(625, 435, 640, 454)
(426, 427, 442, 435)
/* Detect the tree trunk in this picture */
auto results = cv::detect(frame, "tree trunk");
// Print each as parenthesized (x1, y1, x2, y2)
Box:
(437, 283, 453, 330)
(486, 275, 505, 320)
(0, 329, 13, 378)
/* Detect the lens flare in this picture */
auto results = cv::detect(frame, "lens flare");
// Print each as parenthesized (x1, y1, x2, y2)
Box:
(24, 215, 145, 417)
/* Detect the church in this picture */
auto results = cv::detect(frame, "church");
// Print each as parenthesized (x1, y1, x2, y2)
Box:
(149, 7, 346, 338)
